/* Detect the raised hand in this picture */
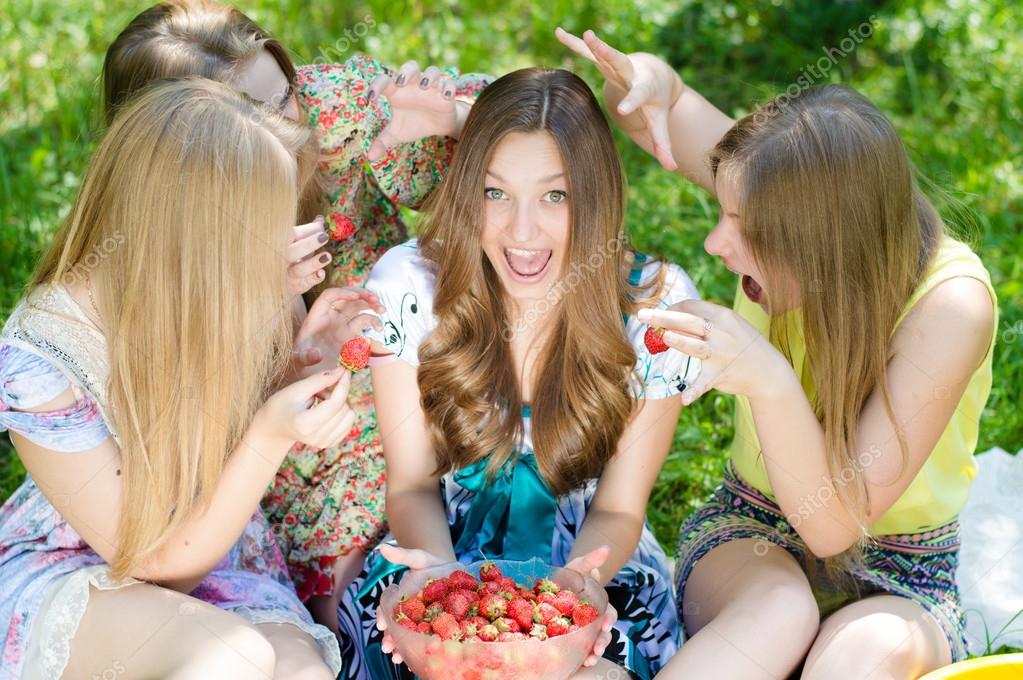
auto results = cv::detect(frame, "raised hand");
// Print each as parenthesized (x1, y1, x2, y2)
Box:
(290, 286, 385, 379)
(366, 60, 469, 161)
(256, 367, 356, 450)
(555, 28, 680, 171)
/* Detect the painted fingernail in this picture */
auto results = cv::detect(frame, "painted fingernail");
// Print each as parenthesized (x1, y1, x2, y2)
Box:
(319, 253, 330, 263)
(317, 232, 328, 244)
(444, 89, 454, 99)
(395, 74, 406, 86)
(367, 90, 376, 100)
(419, 77, 430, 88)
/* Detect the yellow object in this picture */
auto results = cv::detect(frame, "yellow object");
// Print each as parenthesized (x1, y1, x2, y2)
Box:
(729, 237, 998, 536)
(918, 654, 1023, 678)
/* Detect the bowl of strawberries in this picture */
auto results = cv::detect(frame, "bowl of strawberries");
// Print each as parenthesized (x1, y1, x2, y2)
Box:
(380, 557, 608, 680)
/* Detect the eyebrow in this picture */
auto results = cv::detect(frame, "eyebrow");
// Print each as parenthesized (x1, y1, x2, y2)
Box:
(485, 170, 566, 184)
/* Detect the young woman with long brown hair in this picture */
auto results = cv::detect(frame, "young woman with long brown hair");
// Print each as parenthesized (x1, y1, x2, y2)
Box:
(0, 79, 358, 678)
(101, 0, 496, 626)
(333, 67, 704, 680)
(559, 30, 998, 679)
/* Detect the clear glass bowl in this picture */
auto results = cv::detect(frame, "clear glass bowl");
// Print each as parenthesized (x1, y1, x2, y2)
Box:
(380, 557, 609, 680)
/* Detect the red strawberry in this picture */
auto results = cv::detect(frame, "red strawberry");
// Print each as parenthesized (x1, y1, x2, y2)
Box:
(396, 612, 418, 631)
(448, 570, 479, 591)
(422, 578, 450, 604)
(507, 597, 536, 630)
(552, 590, 579, 615)
(479, 592, 508, 620)
(398, 596, 426, 622)
(495, 617, 520, 633)
(416, 621, 432, 634)
(481, 580, 502, 594)
(547, 615, 572, 637)
(469, 615, 489, 629)
(497, 577, 518, 593)
(479, 561, 503, 583)
(537, 592, 558, 607)
(430, 612, 462, 640)
(442, 590, 473, 619)
(478, 624, 499, 642)
(644, 326, 669, 354)
(529, 623, 549, 641)
(571, 601, 599, 627)
(534, 602, 559, 626)
(456, 588, 480, 605)
(338, 336, 371, 371)
(460, 619, 481, 637)
(423, 602, 444, 622)
(517, 587, 537, 602)
(533, 578, 560, 595)
(498, 631, 527, 642)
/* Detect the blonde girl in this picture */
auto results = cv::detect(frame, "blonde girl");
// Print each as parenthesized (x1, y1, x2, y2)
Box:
(559, 30, 998, 679)
(0, 78, 357, 679)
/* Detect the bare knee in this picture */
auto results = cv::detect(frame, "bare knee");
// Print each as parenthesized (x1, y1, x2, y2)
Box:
(741, 570, 820, 647)
(169, 618, 276, 679)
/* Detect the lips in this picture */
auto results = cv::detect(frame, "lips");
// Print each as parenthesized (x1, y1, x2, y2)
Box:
(503, 247, 552, 280)
(742, 274, 764, 304)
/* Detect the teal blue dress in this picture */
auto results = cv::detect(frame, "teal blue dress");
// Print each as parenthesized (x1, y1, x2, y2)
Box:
(335, 240, 702, 679)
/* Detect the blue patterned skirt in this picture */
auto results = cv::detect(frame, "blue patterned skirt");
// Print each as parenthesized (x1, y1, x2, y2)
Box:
(674, 465, 969, 661)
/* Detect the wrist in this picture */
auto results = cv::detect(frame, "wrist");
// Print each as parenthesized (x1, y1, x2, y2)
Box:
(747, 352, 801, 402)
(450, 100, 470, 139)
(245, 409, 295, 461)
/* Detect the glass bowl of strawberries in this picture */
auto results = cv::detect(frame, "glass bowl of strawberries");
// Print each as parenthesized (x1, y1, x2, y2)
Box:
(380, 557, 609, 680)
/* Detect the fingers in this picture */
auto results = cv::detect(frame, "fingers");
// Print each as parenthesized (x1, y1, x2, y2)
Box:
(368, 73, 391, 103)
(583, 30, 634, 81)
(436, 75, 456, 100)
(393, 60, 421, 87)
(289, 250, 331, 281)
(646, 106, 679, 171)
(315, 286, 384, 314)
(292, 216, 325, 243)
(418, 65, 442, 89)
(286, 366, 345, 403)
(680, 371, 714, 406)
(554, 27, 598, 63)
(662, 331, 711, 360)
(294, 346, 323, 369)
(636, 307, 708, 338)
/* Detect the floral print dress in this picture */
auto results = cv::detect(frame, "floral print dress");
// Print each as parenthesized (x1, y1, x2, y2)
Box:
(262, 55, 493, 601)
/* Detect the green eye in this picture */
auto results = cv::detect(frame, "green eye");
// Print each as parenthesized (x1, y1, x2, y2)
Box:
(544, 190, 568, 204)
(484, 187, 506, 200)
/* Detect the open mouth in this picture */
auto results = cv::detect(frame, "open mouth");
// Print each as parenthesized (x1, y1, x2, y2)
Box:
(742, 274, 765, 304)
(503, 247, 553, 283)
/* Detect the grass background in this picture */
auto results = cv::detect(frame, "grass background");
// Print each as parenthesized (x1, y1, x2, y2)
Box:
(1, 0, 1020, 654)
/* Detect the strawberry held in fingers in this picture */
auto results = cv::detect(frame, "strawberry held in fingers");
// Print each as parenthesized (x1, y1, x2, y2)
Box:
(644, 325, 669, 354)
(337, 336, 371, 371)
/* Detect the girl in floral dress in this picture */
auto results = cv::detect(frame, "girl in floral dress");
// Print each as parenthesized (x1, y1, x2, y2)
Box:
(101, 0, 494, 621)
(0, 80, 353, 679)
(338, 68, 704, 680)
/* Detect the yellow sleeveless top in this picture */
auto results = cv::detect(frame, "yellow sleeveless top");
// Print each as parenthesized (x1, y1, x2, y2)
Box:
(729, 236, 997, 535)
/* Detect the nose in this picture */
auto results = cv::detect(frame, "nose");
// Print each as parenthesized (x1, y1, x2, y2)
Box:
(704, 219, 730, 258)
(507, 200, 541, 243)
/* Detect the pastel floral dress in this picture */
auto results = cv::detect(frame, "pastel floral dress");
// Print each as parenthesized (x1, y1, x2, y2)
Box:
(262, 56, 492, 601)
(333, 241, 703, 680)
(0, 285, 342, 678)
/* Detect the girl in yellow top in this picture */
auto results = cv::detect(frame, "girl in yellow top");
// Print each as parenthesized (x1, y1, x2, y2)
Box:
(559, 30, 998, 679)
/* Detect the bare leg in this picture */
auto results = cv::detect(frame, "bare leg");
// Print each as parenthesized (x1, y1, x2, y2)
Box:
(62, 583, 276, 679)
(801, 595, 952, 680)
(655, 538, 820, 679)
(255, 622, 334, 680)
(571, 657, 633, 678)
(306, 548, 368, 635)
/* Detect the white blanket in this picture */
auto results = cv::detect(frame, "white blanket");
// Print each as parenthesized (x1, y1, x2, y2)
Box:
(957, 447, 1023, 654)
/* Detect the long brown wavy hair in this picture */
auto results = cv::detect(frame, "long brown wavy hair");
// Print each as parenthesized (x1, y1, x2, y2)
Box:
(711, 85, 945, 561)
(416, 68, 660, 496)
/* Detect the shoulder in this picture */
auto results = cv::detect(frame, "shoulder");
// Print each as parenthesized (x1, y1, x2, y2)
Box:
(897, 275, 996, 370)
(364, 240, 437, 364)
(0, 342, 70, 410)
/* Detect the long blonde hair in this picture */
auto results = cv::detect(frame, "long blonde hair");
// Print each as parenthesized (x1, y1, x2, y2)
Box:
(32, 78, 315, 579)
(711, 85, 944, 559)
(417, 68, 660, 496)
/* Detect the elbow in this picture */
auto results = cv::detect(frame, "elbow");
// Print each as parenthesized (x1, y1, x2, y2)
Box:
(798, 530, 859, 560)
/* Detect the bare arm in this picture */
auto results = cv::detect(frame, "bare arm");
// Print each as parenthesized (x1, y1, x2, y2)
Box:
(568, 395, 683, 583)
(371, 357, 456, 562)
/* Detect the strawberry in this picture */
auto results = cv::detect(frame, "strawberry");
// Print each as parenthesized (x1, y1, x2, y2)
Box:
(537, 592, 558, 607)
(529, 623, 549, 641)
(442, 590, 473, 620)
(338, 336, 371, 371)
(547, 615, 572, 637)
(422, 577, 450, 604)
(552, 589, 579, 615)
(430, 612, 462, 640)
(478, 623, 499, 642)
(460, 619, 481, 637)
(398, 596, 426, 622)
(479, 561, 503, 583)
(479, 592, 508, 620)
(495, 616, 520, 633)
(507, 597, 536, 630)
(396, 612, 418, 631)
(448, 570, 479, 591)
(497, 576, 518, 593)
(533, 578, 560, 595)
(571, 601, 599, 627)
(498, 631, 527, 642)
(644, 326, 669, 354)
(517, 587, 537, 602)
(534, 601, 559, 626)
(456, 587, 480, 605)
(468, 615, 489, 629)
(416, 621, 432, 634)
(481, 580, 502, 594)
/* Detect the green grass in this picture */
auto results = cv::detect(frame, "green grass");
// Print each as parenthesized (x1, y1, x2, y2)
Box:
(2, 0, 1021, 635)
